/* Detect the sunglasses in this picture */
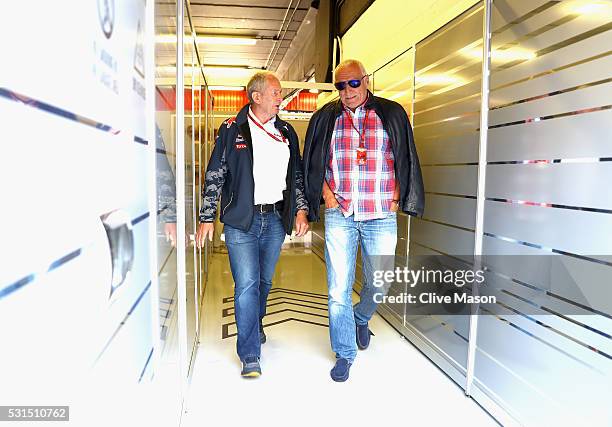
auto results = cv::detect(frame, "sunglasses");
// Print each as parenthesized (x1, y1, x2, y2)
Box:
(334, 75, 367, 91)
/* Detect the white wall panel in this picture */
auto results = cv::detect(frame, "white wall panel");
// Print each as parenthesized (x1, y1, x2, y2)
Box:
(487, 109, 612, 161)
(486, 162, 612, 210)
(422, 165, 479, 196)
(489, 81, 612, 126)
(484, 201, 612, 255)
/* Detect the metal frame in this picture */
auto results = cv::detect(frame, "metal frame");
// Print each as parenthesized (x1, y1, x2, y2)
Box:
(466, 0, 492, 397)
(175, 0, 188, 411)
(145, 0, 161, 381)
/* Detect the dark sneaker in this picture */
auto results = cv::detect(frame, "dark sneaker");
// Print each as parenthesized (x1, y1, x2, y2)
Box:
(241, 357, 261, 378)
(330, 358, 352, 382)
(356, 323, 372, 350)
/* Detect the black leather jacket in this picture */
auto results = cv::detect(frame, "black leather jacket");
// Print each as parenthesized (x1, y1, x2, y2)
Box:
(303, 92, 424, 221)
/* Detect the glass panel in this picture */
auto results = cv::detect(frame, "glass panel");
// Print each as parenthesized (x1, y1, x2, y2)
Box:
(373, 49, 414, 117)
(475, 1, 612, 425)
(372, 49, 416, 324)
(183, 3, 197, 374)
(153, 0, 181, 421)
(406, 3, 484, 384)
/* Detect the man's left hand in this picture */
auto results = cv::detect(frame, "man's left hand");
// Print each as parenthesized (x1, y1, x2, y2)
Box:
(295, 210, 309, 237)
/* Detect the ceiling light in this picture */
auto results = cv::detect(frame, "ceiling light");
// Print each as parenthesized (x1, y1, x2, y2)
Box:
(197, 36, 256, 46)
(155, 35, 257, 45)
(208, 86, 245, 91)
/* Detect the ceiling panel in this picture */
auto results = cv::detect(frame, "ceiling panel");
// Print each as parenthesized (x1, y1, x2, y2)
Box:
(190, 0, 305, 7)
(189, 17, 301, 32)
(155, 0, 313, 84)
(190, 5, 307, 21)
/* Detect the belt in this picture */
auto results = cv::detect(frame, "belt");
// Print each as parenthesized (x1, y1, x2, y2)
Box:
(254, 201, 283, 213)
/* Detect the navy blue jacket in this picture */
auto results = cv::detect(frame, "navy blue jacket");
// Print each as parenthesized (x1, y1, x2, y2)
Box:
(199, 104, 308, 235)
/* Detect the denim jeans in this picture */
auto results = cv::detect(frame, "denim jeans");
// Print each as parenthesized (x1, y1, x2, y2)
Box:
(324, 207, 397, 361)
(224, 210, 285, 361)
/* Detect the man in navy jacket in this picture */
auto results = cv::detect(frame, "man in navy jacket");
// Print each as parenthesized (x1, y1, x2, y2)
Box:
(196, 72, 309, 377)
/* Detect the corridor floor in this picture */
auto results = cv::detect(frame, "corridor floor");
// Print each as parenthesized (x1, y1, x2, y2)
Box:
(182, 246, 499, 427)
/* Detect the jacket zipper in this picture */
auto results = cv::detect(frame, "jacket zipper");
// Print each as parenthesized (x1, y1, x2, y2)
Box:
(223, 192, 234, 215)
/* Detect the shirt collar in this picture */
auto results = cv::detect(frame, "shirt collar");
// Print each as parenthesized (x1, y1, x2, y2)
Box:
(248, 106, 276, 127)
(343, 92, 370, 116)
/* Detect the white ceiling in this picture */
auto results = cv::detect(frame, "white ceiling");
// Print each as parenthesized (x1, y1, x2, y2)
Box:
(155, 0, 314, 85)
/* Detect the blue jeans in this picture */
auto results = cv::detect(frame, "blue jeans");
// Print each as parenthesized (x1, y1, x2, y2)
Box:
(224, 210, 285, 361)
(324, 207, 397, 361)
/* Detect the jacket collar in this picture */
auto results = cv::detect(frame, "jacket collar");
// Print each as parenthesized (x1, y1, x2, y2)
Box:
(236, 103, 289, 132)
(333, 90, 378, 117)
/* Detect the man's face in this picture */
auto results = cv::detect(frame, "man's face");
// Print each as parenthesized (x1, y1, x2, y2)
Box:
(335, 64, 368, 110)
(254, 76, 283, 118)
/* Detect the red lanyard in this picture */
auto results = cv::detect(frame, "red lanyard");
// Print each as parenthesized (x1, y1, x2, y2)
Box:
(344, 108, 370, 149)
(248, 111, 287, 144)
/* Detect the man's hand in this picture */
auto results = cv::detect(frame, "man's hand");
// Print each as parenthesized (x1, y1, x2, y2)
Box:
(196, 223, 214, 248)
(295, 210, 309, 237)
(164, 223, 177, 247)
(390, 200, 400, 212)
(322, 181, 340, 209)
(324, 194, 340, 209)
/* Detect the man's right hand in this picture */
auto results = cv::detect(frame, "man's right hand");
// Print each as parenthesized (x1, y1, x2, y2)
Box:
(196, 223, 214, 248)
(324, 195, 340, 209)
(322, 181, 340, 209)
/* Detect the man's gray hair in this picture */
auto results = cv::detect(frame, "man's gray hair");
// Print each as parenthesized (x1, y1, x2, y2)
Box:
(334, 59, 367, 78)
(246, 71, 277, 103)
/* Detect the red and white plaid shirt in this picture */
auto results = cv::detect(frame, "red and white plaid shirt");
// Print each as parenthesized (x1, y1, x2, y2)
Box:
(326, 100, 396, 221)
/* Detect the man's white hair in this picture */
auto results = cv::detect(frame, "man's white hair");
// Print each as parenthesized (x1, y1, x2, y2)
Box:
(246, 71, 278, 103)
(334, 59, 367, 78)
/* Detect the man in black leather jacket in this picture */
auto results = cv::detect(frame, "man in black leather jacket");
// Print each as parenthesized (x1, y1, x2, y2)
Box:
(303, 59, 424, 381)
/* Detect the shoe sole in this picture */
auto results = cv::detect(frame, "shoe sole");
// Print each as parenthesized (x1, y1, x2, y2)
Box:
(330, 366, 351, 382)
(241, 370, 261, 378)
(331, 373, 349, 382)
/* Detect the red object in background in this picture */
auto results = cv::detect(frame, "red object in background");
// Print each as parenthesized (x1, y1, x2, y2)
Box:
(285, 91, 317, 112)
(156, 87, 248, 112)
(210, 90, 248, 111)
(155, 87, 317, 112)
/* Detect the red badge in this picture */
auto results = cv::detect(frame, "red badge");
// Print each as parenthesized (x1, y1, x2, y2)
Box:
(235, 143, 247, 149)
(356, 147, 367, 165)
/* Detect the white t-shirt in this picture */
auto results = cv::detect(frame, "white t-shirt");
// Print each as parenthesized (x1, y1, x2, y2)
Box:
(248, 107, 290, 205)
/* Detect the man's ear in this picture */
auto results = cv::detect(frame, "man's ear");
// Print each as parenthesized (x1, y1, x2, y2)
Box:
(252, 91, 261, 104)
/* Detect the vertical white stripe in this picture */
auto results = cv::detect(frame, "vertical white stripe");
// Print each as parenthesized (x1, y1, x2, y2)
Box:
(466, 0, 491, 398)
(175, 0, 188, 408)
